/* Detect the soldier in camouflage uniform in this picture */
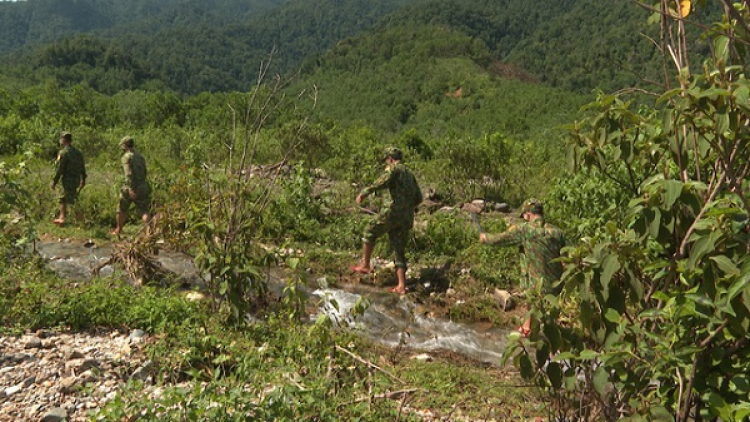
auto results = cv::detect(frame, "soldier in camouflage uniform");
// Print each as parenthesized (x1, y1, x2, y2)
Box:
(110, 136, 151, 236)
(50, 132, 87, 226)
(351, 147, 422, 295)
(479, 198, 565, 336)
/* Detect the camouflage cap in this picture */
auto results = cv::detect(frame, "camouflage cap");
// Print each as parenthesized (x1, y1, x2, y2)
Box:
(119, 136, 135, 148)
(520, 198, 543, 216)
(59, 132, 72, 142)
(383, 146, 403, 161)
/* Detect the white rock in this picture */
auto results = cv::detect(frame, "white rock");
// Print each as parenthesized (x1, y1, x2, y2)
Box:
(410, 353, 433, 362)
(5, 385, 21, 396)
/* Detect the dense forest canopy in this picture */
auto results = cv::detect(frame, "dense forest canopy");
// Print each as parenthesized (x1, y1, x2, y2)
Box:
(0, 0, 684, 96)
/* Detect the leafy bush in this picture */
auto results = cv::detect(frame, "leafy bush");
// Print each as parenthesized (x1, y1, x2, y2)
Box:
(460, 242, 519, 290)
(504, 6, 750, 421)
(316, 213, 363, 252)
(413, 211, 475, 258)
(2, 273, 199, 333)
(545, 168, 630, 240)
(264, 163, 323, 242)
(0, 158, 37, 268)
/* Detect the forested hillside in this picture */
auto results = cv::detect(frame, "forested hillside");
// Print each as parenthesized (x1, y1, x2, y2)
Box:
(1, 0, 677, 96)
(0, 0, 421, 94)
(297, 23, 589, 138)
(0, 0, 289, 55)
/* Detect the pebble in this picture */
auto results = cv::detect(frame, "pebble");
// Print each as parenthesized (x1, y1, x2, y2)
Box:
(0, 330, 152, 422)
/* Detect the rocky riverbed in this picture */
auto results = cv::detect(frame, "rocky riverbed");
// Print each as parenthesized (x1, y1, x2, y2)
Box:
(0, 329, 154, 422)
(0, 329, 510, 422)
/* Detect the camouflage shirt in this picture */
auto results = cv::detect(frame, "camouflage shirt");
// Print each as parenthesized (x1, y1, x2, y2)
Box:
(53, 145, 86, 189)
(121, 150, 149, 190)
(361, 162, 422, 215)
(484, 217, 565, 290)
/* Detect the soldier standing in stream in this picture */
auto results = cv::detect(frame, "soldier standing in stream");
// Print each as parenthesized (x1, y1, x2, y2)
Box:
(350, 147, 422, 295)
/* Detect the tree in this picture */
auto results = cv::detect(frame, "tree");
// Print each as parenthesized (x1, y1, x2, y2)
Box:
(505, 2, 750, 421)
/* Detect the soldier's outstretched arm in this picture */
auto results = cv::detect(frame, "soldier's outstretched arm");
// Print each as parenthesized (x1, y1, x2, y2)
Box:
(481, 224, 525, 246)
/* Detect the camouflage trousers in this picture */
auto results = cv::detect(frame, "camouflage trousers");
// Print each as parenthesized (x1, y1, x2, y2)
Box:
(362, 208, 414, 269)
(58, 184, 80, 205)
(118, 185, 151, 216)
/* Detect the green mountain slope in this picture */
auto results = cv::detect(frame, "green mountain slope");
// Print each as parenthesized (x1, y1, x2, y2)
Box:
(371, 0, 660, 93)
(0, 0, 290, 55)
(1, 0, 681, 95)
(1, 0, 421, 94)
(297, 23, 589, 139)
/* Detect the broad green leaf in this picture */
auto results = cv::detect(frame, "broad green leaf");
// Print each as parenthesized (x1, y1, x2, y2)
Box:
(554, 352, 575, 361)
(649, 209, 661, 239)
(661, 180, 683, 208)
(714, 35, 730, 63)
(592, 366, 609, 394)
(649, 406, 675, 422)
(564, 373, 577, 391)
(706, 392, 732, 421)
(658, 89, 683, 105)
(696, 137, 711, 157)
(543, 323, 562, 349)
(600, 254, 620, 301)
(647, 11, 661, 25)
(604, 308, 621, 323)
(735, 408, 750, 421)
(628, 268, 644, 301)
(710, 255, 740, 277)
(695, 88, 730, 98)
(727, 274, 750, 302)
(687, 233, 716, 270)
(546, 362, 562, 389)
(579, 349, 598, 360)
(519, 354, 533, 379)
(729, 374, 750, 395)
(716, 111, 729, 135)
(734, 83, 749, 106)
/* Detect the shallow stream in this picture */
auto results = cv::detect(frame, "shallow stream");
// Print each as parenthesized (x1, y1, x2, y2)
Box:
(36, 240, 509, 365)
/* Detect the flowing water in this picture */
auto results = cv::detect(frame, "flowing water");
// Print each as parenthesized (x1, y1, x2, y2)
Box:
(35, 240, 510, 365)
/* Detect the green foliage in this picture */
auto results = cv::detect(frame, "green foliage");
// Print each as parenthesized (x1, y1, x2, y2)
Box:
(188, 167, 270, 323)
(504, 4, 750, 421)
(413, 211, 474, 258)
(316, 213, 363, 252)
(96, 319, 423, 422)
(301, 22, 590, 141)
(0, 157, 37, 265)
(317, 125, 385, 183)
(1, 270, 199, 334)
(460, 242, 519, 290)
(264, 163, 323, 242)
(546, 169, 631, 240)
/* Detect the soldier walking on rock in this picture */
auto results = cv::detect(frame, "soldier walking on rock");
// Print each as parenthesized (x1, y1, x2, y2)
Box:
(350, 147, 422, 295)
(50, 132, 86, 226)
(110, 136, 151, 236)
(479, 198, 565, 337)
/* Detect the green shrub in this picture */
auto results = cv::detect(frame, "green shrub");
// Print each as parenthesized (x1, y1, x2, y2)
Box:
(413, 211, 475, 258)
(2, 273, 199, 333)
(545, 168, 630, 240)
(263, 163, 323, 242)
(459, 243, 519, 290)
